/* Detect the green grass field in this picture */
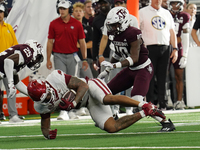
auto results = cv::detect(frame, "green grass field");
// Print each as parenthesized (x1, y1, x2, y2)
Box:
(0, 110, 200, 150)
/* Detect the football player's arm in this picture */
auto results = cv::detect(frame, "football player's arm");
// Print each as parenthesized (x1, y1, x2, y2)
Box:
(169, 28, 178, 63)
(113, 39, 141, 68)
(46, 39, 54, 70)
(191, 29, 200, 46)
(67, 76, 89, 105)
(41, 113, 57, 139)
(4, 53, 19, 84)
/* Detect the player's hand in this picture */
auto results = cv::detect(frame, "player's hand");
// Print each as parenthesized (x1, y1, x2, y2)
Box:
(97, 67, 111, 79)
(101, 61, 114, 69)
(8, 82, 16, 98)
(179, 56, 187, 68)
(59, 98, 77, 111)
(48, 129, 57, 139)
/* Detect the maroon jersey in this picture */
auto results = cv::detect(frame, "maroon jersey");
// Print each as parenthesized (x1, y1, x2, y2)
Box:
(0, 44, 34, 77)
(108, 26, 149, 68)
(171, 11, 190, 37)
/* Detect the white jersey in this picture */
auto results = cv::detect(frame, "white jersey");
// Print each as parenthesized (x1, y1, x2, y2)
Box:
(34, 70, 71, 114)
(34, 70, 113, 130)
(139, 5, 175, 45)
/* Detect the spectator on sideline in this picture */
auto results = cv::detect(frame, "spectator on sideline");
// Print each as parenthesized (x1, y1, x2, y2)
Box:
(161, 0, 168, 9)
(27, 69, 170, 139)
(46, 0, 88, 120)
(73, 2, 93, 79)
(0, 1, 21, 122)
(71, 2, 93, 118)
(191, 14, 200, 46)
(82, 0, 94, 26)
(185, 3, 198, 47)
(98, 0, 139, 116)
(82, 0, 99, 78)
(92, 0, 112, 77)
(168, 0, 190, 110)
(99, 7, 175, 132)
(139, 0, 178, 110)
(0, 40, 44, 123)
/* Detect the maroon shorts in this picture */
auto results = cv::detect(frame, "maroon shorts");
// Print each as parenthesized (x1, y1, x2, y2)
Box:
(107, 63, 154, 97)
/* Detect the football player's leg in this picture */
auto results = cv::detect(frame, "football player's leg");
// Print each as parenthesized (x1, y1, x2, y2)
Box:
(104, 112, 143, 133)
(107, 68, 133, 95)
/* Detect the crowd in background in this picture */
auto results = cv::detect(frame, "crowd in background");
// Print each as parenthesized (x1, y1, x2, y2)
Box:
(0, 0, 200, 123)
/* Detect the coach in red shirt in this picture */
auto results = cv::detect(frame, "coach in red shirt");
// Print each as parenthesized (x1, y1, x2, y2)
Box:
(46, 0, 88, 120)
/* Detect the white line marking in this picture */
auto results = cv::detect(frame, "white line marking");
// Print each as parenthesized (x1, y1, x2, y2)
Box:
(0, 131, 200, 139)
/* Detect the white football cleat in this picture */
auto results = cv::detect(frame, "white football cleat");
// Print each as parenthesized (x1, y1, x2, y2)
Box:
(174, 100, 186, 110)
(9, 115, 24, 123)
(69, 110, 79, 119)
(57, 110, 69, 120)
(76, 107, 86, 116)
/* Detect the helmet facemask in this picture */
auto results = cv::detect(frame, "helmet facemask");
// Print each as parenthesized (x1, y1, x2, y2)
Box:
(24, 40, 44, 71)
(168, 0, 184, 13)
(39, 83, 56, 105)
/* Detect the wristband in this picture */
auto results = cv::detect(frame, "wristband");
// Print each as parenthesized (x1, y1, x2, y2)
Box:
(82, 58, 87, 62)
(126, 57, 134, 66)
(173, 48, 178, 50)
(115, 62, 122, 68)
(98, 55, 103, 58)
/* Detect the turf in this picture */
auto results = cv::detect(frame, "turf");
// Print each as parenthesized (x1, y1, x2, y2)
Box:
(0, 111, 200, 150)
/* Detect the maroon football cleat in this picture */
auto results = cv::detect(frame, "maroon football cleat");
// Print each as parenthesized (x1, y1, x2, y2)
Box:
(142, 102, 166, 119)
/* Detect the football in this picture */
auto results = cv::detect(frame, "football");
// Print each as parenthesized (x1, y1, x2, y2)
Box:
(62, 90, 76, 103)
(59, 90, 76, 110)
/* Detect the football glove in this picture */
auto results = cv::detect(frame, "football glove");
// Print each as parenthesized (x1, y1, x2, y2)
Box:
(179, 56, 187, 68)
(97, 67, 112, 79)
(101, 61, 114, 69)
(8, 82, 16, 98)
(48, 129, 57, 139)
(59, 98, 77, 111)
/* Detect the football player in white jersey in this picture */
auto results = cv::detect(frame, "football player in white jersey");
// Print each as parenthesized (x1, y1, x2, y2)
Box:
(27, 69, 166, 139)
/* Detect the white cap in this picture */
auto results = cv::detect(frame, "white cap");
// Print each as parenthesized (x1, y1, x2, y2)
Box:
(0, 4, 5, 12)
(58, 0, 71, 9)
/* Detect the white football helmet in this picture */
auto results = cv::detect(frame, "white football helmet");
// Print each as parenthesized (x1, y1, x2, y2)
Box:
(167, 0, 184, 13)
(24, 39, 44, 70)
(106, 6, 130, 34)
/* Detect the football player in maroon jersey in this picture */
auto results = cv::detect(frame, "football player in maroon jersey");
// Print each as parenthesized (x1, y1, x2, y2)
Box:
(0, 39, 43, 98)
(168, 0, 190, 110)
(98, 6, 176, 132)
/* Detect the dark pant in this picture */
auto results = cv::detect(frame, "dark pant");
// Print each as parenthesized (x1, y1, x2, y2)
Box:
(146, 45, 170, 109)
